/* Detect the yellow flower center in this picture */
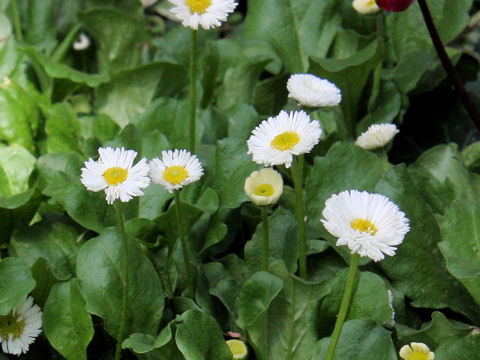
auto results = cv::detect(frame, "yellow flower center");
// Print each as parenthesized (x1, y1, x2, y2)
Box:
(0, 312, 25, 340)
(254, 184, 274, 197)
(271, 131, 300, 151)
(351, 218, 377, 235)
(103, 167, 128, 186)
(366, 0, 377, 6)
(163, 166, 188, 185)
(186, 0, 212, 14)
(407, 353, 430, 360)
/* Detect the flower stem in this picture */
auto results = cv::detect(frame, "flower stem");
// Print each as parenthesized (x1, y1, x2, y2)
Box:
(189, 29, 198, 153)
(291, 155, 307, 279)
(11, 0, 23, 42)
(113, 201, 129, 360)
(368, 13, 386, 113)
(174, 190, 194, 298)
(325, 253, 361, 360)
(260, 206, 270, 271)
(51, 24, 81, 62)
(417, 0, 480, 131)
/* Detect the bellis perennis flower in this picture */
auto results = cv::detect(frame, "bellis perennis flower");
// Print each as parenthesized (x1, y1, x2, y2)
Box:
(0, 296, 42, 355)
(247, 110, 322, 168)
(244, 168, 283, 206)
(321, 190, 410, 262)
(353, 0, 380, 14)
(355, 123, 399, 150)
(149, 149, 204, 192)
(81, 147, 150, 204)
(376, 0, 415, 12)
(169, 0, 238, 30)
(287, 74, 341, 108)
(399, 342, 435, 360)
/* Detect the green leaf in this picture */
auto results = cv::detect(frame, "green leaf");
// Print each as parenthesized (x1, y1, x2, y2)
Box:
(76, 229, 164, 338)
(45, 102, 81, 154)
(30, 258, 58, 308)
(0, 257, 35, 315)
(0, 146, 35, 197)
(175, 309, 233, 360)
(43, 279, 94, 360)
(435, 329, 480, 360)
(25, 0, 56, 53)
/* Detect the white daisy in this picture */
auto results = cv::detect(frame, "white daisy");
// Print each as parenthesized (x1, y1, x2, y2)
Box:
(73, 33, 90, 51)
(287, 74, 342, 108)
(169, 0, 238, 30)
(81, 147, 151, 205)
(399, 342, 435, 360)
(352, 0, 380, 14)
(0, 296, 42, 355)
(355, 123, 399, 150)
(244, 168, 283, 206)
(149, 149, 204, 192)
(247, 110, 322, 168)
(321, 190, 410, 262)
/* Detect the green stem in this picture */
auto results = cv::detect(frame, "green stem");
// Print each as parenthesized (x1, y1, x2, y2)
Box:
(325, 253, 361, 360)
(260, 207, 270, 271)
(291, 155, 307, 279)
(189, 29, 197, 153)
(174, 190, 194, 298)
(51, 24, 82, 62)
(368, 13, 385, 113)
(113, 201, 129, 360)
(11, 0, 23, 42)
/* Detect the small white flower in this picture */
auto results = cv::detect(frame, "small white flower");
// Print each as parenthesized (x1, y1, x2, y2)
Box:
(287, 74, 342, 108)
(355, 123, 399, 150)
(81, 147, 150, 204)
(247, 110, 322, 168)
(399, 342, 435, 360)
(169, 0, 237, 30)
(321, 190, 410, 262)
(149, 149, 204, 192)
(352, 0, 380, 14)
(73, 33, 90, 51)
(0, 296, 42, 355)
(244, 168, 283, 206)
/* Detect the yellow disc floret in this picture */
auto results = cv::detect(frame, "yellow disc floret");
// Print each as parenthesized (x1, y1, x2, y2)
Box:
(271, 131, 300, 151)
(254, 184, 275, 197)
(0, 312, 25, 340)
(163, 166, 188, 185)
(226, 339, 248, 360)
(103, 167, 128, 186)
(351, 218, 377, 235)
(186, 0, 212, 14)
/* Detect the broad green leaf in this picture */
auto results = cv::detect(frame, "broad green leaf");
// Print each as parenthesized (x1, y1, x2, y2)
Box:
(0, 13, 12, 50)
(0, 257, 35, 315)
(0, 147, 35, 197)
(43, 279, 94, 360)
(78, 113, 121, 144)
(175, 309, 232, 360)
(435, 330, 480, 360)
(30, 258, 58, 308)
(227, 103, 260, 142)
(10, 221, 80, 280)
(25, 0, 56, 53)
(123, 321, 176, 354)
(45, 102, 81, 154)
(76, 229, 164, 338)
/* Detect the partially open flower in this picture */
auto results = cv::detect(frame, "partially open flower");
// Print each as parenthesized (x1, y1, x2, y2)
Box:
(355, 123, 399, 150)
(399, 342, 435, 360)
(353, 0, 380, 14)
(244, 168, 283, 206)
(73, 33, 90, 51)
(169, 0, 238, 30)
(287, 74, 341, 108)
(226, 339, 248, 360)
(376, 0, 415, 12)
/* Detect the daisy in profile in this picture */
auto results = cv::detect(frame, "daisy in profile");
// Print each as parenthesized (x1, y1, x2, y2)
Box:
(352, 0, 380, 14)
(244, 168, 283, 206)
(0, 296, 42, 355)
(81, 147, 150, 204)
(149, 149, 204, 192)
(399, 342, 435, 360)
(247, 110, 322, 168)
(321, 190, 410, 262)
(355, 123, 399, 150)
(287, 74, 342, 108)
(169, 0, 238, 30)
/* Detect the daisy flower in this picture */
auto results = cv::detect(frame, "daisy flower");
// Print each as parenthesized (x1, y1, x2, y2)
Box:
(399, 342, 435, 360)
(169, 0, 238, 30)
(247, 110, 322, 168)
(287, 74, 342, 108)
(321, 190, 410, 262)
(81, 147, 150, 205)
(355, 123, 399, 150)
(0, 296, 42, 355)
(149, 149, 204, 192)
(352, 0, 380, 14)
(244, 168, 283, 206)
(73, 33, 90, 51)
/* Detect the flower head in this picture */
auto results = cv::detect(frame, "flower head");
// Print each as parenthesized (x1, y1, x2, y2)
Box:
(287, 74, 341, 107)
(376, 0, 415, 12)
(226, 339, 248, 360)
(244, 168, 283, 206)
(353, 0, 380, 14)
(149, 149, 203, 192)
(399, 342, 435, 360)
(169, 0, 238, 30)
(0, 296, 42, 355)
(321, 190, 410, 262)
(81, 147, 150, 204)
(73, 33, 90, 51)
(355, 123, 399, 150)
(247, 110, 322, 168)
